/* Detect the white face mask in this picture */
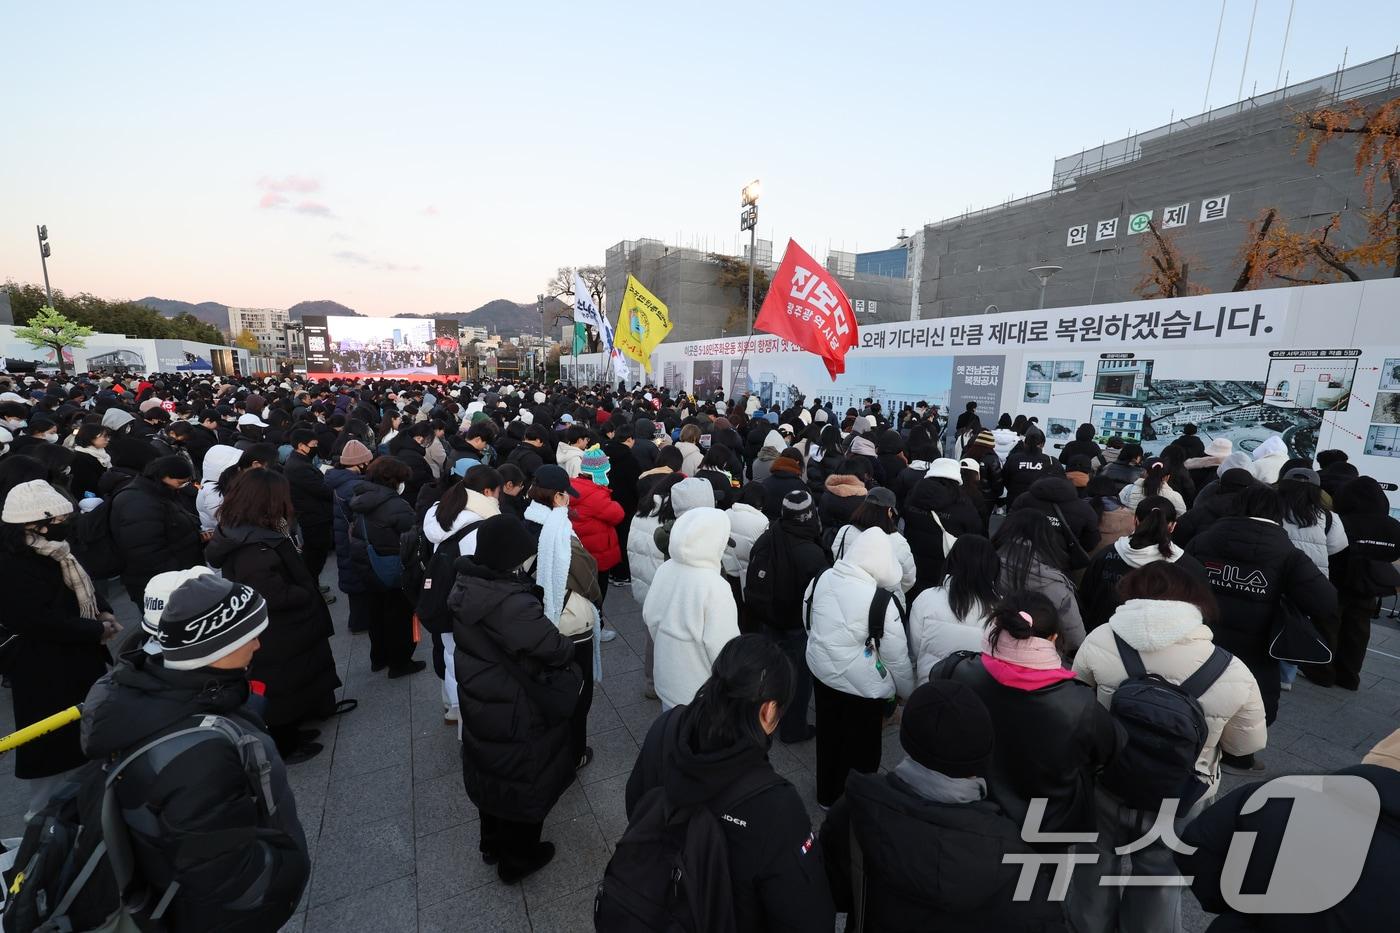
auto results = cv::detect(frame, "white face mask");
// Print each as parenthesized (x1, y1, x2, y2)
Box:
(4, 418, 25, 429)
(397, 482, 406, 495)
(41, 433, 58, 443)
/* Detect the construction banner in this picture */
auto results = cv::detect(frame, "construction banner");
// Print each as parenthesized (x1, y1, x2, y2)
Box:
(613, 275, 672, 372)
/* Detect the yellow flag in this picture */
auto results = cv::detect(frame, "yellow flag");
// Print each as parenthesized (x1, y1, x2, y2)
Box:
(613, 274, 672, 372)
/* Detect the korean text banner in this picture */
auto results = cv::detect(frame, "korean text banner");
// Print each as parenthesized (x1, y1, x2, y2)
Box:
(754, 239, 859, 379)
(614, 275, 672, 372)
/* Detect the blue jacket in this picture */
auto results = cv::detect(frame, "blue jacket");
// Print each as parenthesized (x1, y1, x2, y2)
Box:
(324, 467, 367, 594)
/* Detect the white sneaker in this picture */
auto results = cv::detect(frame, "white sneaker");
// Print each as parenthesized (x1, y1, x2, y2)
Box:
(444, 707, 460, 724)
(599, 627, 618, 643)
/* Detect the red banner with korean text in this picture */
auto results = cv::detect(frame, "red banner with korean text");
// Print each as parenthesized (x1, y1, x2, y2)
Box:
(754, 239, 858, 378)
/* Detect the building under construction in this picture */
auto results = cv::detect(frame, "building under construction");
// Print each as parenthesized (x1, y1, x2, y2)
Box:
(912, 52, 1400, 318)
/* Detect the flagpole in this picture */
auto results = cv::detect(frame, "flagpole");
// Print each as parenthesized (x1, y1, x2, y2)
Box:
(738, 179, 762, 403)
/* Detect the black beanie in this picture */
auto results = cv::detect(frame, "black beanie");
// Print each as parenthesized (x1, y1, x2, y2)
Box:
(473, 514, 536, 572)
(900, 681, 994, 778)
(157, 575, 268, 670)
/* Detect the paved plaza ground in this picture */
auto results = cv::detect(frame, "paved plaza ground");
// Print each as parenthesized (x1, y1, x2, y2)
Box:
(3, 572, 1399, 932)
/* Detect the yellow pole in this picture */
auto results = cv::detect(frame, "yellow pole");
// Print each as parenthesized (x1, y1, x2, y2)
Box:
(0, 705, 82, 755)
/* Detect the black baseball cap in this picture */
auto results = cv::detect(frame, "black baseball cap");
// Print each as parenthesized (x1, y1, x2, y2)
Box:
(533, 464, 579, 498)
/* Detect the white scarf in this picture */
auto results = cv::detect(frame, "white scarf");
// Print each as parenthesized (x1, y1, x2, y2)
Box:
(527, 500, 573, 628)
(77, 445, 113, 469)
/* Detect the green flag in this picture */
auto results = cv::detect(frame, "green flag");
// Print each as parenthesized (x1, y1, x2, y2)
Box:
(573, 322, 586, 356)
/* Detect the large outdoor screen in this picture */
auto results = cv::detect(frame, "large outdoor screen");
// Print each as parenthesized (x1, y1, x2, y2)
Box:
(302, 315, 459, 380)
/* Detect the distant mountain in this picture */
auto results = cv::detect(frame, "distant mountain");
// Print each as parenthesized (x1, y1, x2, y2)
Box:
(134, 295, 567, 341)
(134, 296, 229, 329)
(393, 297, 571, 339)
(288, 300, 360, 320)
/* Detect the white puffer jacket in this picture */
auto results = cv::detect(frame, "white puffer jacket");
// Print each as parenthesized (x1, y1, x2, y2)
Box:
(423, 491, 500, 557)
(674, 441, 704, 476)
(627, 510, 665, 606)
(1073, 598, 1267, 797)
(722, 502, 768, 590)
(1250, 436, 1289, 484)
(831, 524, 917, 594)
(992, 428, 1019, 464)
(908, 584, 990, 682)
(1282, 512, 1348, 575)
(1119, 479, 1187, 515)
(196, 444, 242, 531)
(643, 507, 740, 708)
(804, 528, 915, 701)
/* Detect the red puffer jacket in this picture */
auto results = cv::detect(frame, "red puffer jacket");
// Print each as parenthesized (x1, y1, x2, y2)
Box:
(571, 477, 625, 572)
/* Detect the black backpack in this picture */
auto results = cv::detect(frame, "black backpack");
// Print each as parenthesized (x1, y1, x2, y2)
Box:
(414, 525, 475, 635)
(72, 485, 132, 580)
(3, 714, 276, 933)
(593, 715, 784, 933)
(1097, 633, 1232, 811)
(803, 572, 908, 661)
(744, 524, 793, 629)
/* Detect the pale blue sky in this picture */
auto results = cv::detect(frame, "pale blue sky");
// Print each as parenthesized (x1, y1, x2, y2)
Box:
(2, 1, 1393, 316)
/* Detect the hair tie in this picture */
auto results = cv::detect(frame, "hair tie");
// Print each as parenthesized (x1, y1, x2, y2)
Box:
(1018, 610, 1034, 625)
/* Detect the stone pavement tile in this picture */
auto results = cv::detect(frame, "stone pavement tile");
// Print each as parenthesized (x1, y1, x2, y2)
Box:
(612, 699, 662, 746)
(766, 737, 808, 777)
(545, 778, 592, 827)
(1288, 732, 1376, 771)
(414, 769, 478, 836)
(304, 875, 417, 933)
(599, 636, 643, 675)
(323, 760, 413, 834)
(522, 816, 610, 909)
(277, 910, 306, 933)
(418, 880, 528, 933)
(309, 815, 416, 907)
(597, 668, 650, 707)
(582, 771, 631, 850)
(525, 883, 598, 933)
(786, 730, 819, 772)
(586, 691, 623, 735)
(414, 730, 463, 784)
(1261, 720, 1306, 751)
(416, 819, 498, 908)
(579, 727, 638, 787)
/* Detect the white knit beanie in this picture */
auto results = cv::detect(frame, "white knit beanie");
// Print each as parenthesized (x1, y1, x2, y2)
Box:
(2, 480, 74, 524)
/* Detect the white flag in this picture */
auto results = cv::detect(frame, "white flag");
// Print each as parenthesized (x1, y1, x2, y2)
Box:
(572, 274, 605, 331)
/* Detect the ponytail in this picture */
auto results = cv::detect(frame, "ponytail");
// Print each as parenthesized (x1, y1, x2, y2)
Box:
(1141, 459, 1168, 497)
(1128, 495, 1178, 557)
(985, 591, 1059, 655)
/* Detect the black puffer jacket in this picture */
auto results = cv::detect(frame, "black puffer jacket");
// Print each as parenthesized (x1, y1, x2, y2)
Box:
(1172, 468, 1256, 545)
(1330, 477, 1400, 598)
(902, 477, 985, 595)
(1094, 459, 1142, 489)
(931, 651, 1123, 839)
(386, 436, 433, 504)
(110, 474, 205, 603)
(0, 548, 109, 779)
(1011, 477, 1100, 557)
(822, 771, 1067, 932)
(283, 450, 333, 549)
(1057, 424, 1101, 466)
(347, 481, 416, 591)
(80, 647, 308, 933)
(1078, 541, 1209, 633)
(1177, 759, 1400, 933)
(626, 706, 835, 933)
(1185, 516, 1338, 720)
(206, 526, 341, 727)
(1002, 449, 1058, 504)
(449, 563, 576, 823)
(745, 518, 831, 630)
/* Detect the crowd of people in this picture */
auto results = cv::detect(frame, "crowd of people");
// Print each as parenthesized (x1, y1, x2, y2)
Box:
(0, 370, 1397, 931)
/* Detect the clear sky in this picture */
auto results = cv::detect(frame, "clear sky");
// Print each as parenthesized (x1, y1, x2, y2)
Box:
(3, 1, 1394, 317)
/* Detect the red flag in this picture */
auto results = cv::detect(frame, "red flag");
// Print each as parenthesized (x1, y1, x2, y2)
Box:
(754, 239, 859, 379)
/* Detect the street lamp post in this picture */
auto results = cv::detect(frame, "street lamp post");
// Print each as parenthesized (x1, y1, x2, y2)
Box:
(36, 225, 54, 308)
(1028, 264, 1063, 310)
(740, 180, 761, 338)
